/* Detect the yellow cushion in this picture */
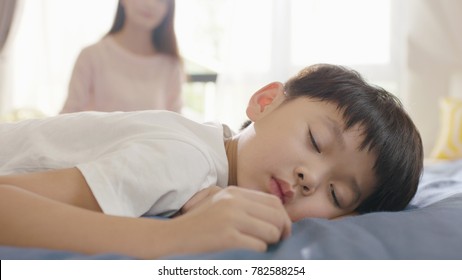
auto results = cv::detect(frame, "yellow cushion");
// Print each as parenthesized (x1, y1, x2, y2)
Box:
(431, 97, 462, 160)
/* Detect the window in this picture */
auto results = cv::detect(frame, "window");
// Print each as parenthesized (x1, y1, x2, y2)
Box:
(2, 0, 398, 124)
(175, 0, 398, 127)
(290, 0, 390, 66)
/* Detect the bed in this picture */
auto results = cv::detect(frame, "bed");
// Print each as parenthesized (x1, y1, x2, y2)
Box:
(2, 158, 462, 260)
(3, 83, 462, 261)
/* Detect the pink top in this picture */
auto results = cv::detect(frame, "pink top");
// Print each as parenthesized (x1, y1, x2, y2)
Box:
(61, 36, 184, 113)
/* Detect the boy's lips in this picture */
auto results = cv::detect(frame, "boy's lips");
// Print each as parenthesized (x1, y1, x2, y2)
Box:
(269, 177, 292, 204)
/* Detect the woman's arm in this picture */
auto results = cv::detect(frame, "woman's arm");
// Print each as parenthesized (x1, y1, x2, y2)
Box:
(60, 49, 93, 113)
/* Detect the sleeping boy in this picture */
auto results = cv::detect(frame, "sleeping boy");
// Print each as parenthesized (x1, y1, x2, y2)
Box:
(0, 64, 423, 259)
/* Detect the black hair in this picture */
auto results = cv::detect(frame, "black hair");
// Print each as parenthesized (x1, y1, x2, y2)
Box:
(280, 64, 423, 212)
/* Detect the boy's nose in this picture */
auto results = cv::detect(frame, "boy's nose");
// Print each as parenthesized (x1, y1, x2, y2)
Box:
(295, 168, 323, 195)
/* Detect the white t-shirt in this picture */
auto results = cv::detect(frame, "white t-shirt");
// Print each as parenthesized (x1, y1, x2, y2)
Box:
(61, 36, 184, 113)
(0, 111, 229, 217)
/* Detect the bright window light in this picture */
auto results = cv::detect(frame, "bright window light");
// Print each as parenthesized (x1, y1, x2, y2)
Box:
(290, 0, 390, 66)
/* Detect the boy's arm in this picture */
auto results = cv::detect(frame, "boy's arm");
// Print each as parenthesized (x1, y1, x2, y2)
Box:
(0, 168, 101, 212)
(180, 185, 223, 214)
(0, 184, 174, 258)
(0, 171, 291, 259)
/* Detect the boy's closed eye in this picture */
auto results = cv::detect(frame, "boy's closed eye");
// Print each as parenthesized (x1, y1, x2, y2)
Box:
(329, 184, 341, 208)
(308, 128, 321, 153)
(308, 128, 342, 208)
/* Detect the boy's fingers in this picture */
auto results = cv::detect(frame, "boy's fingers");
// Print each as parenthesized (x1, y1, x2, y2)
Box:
(236, 214, 285, 244)
(185, 186, 292, 248)
(242, 198, 292, 240)
(176, 187, 292, 254)
(225, 186, 283, 205)
(226, 232, 268, 252)
(226, 188, 292, 239)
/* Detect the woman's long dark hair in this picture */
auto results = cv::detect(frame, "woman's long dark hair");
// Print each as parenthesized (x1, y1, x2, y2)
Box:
(108, 0, 180, 59)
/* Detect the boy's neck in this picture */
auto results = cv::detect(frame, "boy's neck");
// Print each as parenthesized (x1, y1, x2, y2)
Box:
(224, 137, 238, 186)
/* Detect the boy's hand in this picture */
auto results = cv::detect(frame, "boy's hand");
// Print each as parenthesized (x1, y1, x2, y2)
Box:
(172, 186, 292, 254)
(180, 186, 222, 214)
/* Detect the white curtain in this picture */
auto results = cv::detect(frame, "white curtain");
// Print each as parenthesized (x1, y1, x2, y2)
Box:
(0, 0, 19, 115)
(0, 0, 117, 117)
(403, 0, 462, 156)
(0, 0, 17, 52)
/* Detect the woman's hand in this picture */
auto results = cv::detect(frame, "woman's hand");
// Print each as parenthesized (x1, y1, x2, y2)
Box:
(170, 186, 292, 255)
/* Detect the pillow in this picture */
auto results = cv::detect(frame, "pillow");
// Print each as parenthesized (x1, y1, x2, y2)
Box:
(171, 194, 462, 260)
(431, 97, 462, 160)
(171, 160, 462, 260)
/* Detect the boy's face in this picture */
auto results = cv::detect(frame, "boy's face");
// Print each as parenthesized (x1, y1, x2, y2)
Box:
(237, 82, 377, 221)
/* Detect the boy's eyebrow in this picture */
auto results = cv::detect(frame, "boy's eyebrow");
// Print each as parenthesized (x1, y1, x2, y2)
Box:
(325, 117, 346, 149)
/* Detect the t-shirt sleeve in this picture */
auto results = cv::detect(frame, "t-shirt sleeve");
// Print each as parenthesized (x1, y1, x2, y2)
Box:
(77, 138, 215, 217)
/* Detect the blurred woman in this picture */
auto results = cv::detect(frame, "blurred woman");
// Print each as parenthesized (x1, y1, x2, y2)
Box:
(61, 0, 184, 113)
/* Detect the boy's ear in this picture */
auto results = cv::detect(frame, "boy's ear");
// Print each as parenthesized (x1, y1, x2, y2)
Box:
(246, 82, 285, 121)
